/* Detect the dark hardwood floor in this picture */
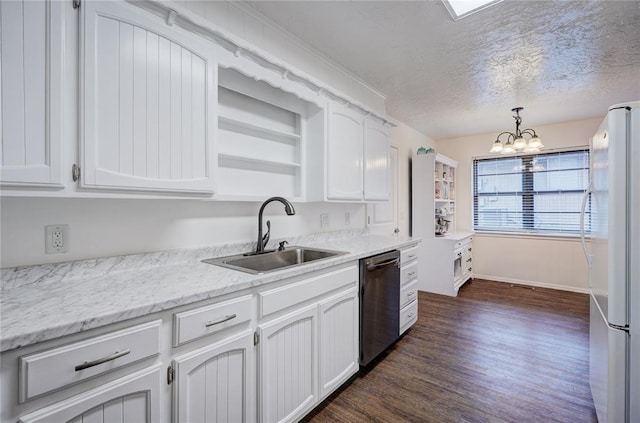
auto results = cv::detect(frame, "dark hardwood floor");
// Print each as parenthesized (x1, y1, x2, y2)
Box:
(304, 279, 597, 423)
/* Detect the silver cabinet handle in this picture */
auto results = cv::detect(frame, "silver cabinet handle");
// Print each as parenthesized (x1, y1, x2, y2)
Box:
(205, 314, 237, 327)
(407, 254, 416, 259)
(408, 271, 416, 276)
(75, 349, 131, 371)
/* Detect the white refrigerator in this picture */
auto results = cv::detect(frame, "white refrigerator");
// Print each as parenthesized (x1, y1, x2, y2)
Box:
(581, 101, 639, 423)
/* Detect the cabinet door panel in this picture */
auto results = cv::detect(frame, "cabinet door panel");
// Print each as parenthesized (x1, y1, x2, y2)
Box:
(18, 365, 161, 423)
(81, 1, 216, 193)
(259, 304, 318, 423)
(364, 120, 390, 201)
(319, 288, 359, 399)
(327, 104, 363, 200)
(173, 330, 254, 423)
(0, 0, 63, 187)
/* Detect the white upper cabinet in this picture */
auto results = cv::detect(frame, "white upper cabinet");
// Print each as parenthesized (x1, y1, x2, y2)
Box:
(80, 1, 217, 194)
(327, 103, 364, 201)
(325, 103, 390, 202)
(0, 0, 63, 188)
(364, 118, 390, 201)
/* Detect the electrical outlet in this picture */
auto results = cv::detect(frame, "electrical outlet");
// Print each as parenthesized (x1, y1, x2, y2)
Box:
(320, 213, 329, 228)
(45, 224, 69, 254)
(345, 212, 351, 226)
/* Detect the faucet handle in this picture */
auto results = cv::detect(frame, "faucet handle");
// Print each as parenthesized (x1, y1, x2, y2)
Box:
(278, 240, 288, 251)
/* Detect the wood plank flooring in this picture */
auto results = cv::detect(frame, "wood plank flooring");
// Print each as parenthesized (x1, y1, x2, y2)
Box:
(304, 279, 597, 423)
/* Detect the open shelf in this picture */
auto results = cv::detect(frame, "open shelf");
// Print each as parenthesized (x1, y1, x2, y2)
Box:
(218, 115, 301, 144)
(218, 153, 301, 169)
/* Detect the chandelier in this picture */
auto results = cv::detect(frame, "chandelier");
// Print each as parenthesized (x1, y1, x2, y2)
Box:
(490, 107, 544, 154)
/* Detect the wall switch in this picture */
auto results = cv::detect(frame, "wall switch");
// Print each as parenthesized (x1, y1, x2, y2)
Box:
(345, 212, 351, 226)
(320, 213, 329, 228)
(45, 224, 69, 254)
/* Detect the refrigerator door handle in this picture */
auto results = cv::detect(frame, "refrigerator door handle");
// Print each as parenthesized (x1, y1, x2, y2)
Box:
(580, 180, 593, 268)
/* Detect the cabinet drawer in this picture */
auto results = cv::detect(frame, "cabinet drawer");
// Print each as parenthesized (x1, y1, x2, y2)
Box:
(399, 300, 418, 334)
(19, 320, 161, 402)
(401, 260, 418, 286)
(173, 295, 252, 347)
(400, 246, 418, 265)
(259, 265, 358, 318)
(454, 236, 473, 250)
(400, 279, 418, 308)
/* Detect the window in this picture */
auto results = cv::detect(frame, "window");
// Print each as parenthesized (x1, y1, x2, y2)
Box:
(473, 149, 590, 234)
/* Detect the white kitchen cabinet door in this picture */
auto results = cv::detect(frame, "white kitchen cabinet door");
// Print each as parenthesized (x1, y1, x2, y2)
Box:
(0, 0, 63, 188)
(80, 0, 217, 193)
(363, 119, 390, 201)
(327, 103, 364, 200)
(18, 365, 162, 423)
(258, 304, 318, 423)
(319, 288, 359, 400)
(172, 330, 254, 423)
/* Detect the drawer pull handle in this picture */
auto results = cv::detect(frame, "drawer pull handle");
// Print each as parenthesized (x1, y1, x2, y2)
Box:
(408, 291, 416, 297)
(205, 314, 237, 327)
(75, 349, 131, 372)
(408, 271, 416, 276)
(408, 254, 416, 258)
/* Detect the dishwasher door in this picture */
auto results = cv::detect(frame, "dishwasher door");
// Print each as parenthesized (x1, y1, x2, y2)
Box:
(359, 250, 401, 366)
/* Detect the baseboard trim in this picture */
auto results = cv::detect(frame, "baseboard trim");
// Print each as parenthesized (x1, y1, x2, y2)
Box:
(473, 274, 590, 294)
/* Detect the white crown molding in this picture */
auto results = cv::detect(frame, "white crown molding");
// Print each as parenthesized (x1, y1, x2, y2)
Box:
(128, 0, 394, 126)
(233, 1, 387, 102)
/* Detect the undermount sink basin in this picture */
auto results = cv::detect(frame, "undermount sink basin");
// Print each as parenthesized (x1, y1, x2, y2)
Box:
(202, 246, 348, 274)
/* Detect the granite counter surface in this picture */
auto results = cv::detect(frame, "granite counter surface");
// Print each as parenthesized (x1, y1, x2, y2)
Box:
(1, 230, 420, 352)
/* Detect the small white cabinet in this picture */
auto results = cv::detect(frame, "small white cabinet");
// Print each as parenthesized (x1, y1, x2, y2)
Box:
(80, 0, 217, 194)
(364, 118, 390, 201)
(258, 303, 319, 423)
(319, 287, 359, 399)
(172, 330, 255, 423)
(327, 103, 364, 201)
(0, 0, 63, 188)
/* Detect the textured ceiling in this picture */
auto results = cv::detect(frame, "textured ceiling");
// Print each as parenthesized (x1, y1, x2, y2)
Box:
(247, 0, 640, 140)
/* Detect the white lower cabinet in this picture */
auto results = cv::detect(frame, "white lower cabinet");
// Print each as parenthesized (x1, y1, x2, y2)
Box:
(2, 263, 362, 423)
(172, 330, 255, 423)
(18, 365, 162, 423)
(257, 264, 359, 423)
(258, 304, 319, 423)
(319, 288, 359, 399)
(400, 246, 419, 334)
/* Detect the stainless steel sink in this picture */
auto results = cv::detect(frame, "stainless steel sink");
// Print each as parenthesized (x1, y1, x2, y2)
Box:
(202, 246, 347, 274)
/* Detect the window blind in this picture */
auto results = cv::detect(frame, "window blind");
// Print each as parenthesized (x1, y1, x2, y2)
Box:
(473, 149, 590, 234)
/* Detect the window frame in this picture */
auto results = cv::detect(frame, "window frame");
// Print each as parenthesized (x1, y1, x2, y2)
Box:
(472, 147, 591, 236)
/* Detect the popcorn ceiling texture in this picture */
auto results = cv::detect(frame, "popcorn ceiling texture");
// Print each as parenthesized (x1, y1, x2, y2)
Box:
(248, 0, 640, 139)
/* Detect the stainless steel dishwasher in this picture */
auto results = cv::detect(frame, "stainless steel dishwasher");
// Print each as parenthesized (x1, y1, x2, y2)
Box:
(359, 250, 401, 366)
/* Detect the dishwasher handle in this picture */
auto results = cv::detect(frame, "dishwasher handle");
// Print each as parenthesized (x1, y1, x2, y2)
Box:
(367, 257, 399, 270)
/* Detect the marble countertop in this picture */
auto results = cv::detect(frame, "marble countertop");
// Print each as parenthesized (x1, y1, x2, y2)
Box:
(0, 230, 420, 352)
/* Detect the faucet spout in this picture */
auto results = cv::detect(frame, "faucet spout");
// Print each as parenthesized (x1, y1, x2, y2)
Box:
(256, 197, 296, 254)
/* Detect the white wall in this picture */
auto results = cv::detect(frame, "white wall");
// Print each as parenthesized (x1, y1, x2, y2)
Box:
(436, 117, 603, 292)
(0, 1, 424, 268)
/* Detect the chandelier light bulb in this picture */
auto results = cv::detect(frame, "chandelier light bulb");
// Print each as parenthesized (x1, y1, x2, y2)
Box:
(490, 139, 504, 153)
(513, 136, 527, 150)
(502, 141, 516, 154)
(528, 135, 543, 149)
